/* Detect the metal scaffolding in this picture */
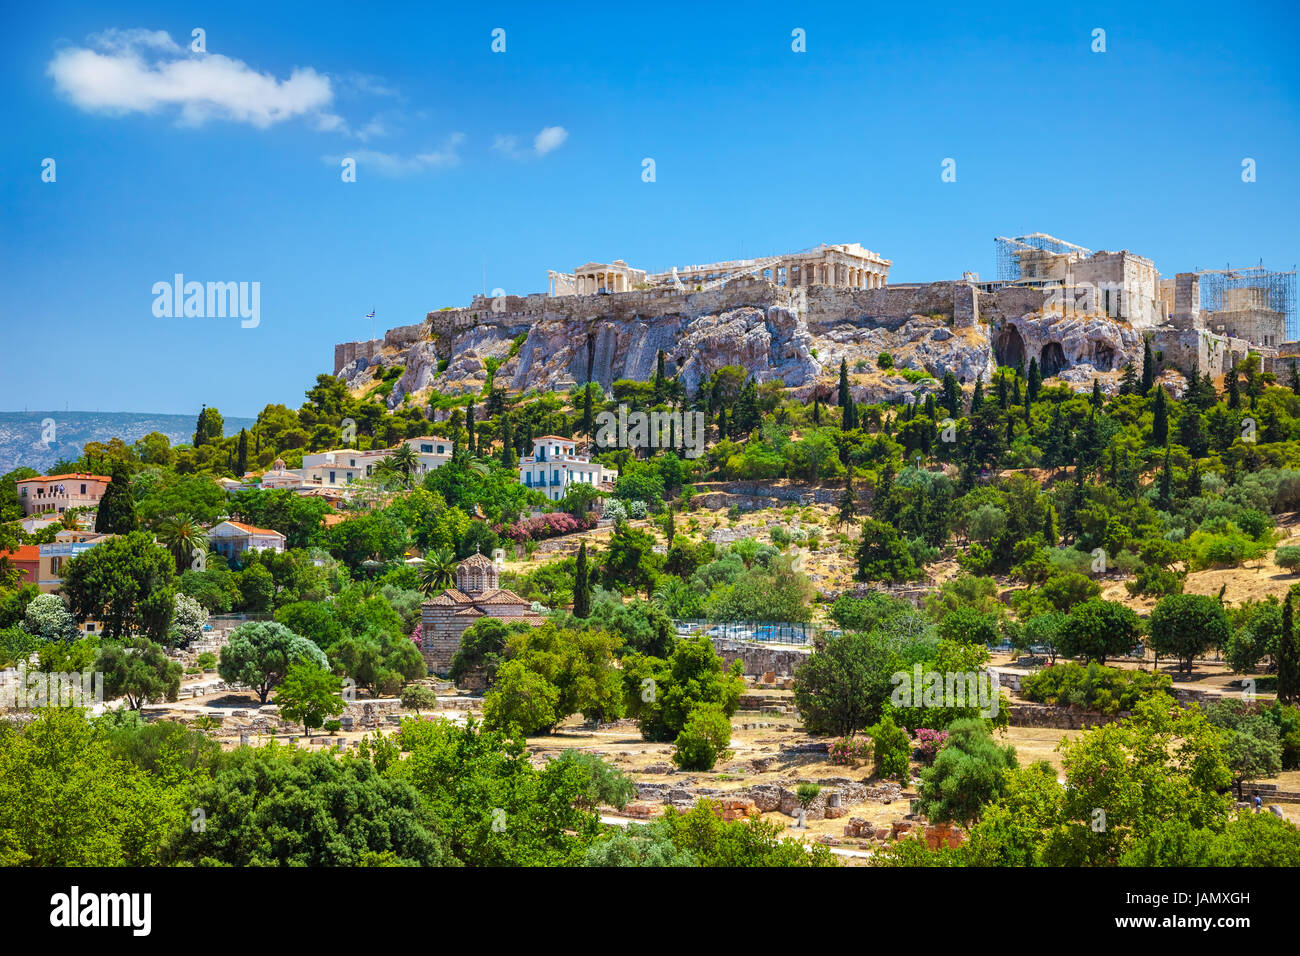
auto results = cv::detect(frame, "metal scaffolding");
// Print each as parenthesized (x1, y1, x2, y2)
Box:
(995, 233, 1093, 282)
(1195, 264, 1298, 341)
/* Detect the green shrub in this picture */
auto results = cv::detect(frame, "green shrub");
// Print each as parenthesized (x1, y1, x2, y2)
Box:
(672, 704, 732, 771)
(1276, 546, 1300, 572)
(869, 714, 911, 782)
(1020, 661, 1172, 715)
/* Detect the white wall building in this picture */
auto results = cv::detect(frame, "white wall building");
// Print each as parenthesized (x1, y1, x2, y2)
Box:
(398, 436, 454, 477)
(519, 435, 618, 502)
(208, 521, 286, 560)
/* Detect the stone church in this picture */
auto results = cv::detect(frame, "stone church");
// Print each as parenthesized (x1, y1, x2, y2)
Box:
(420, 552, 544, 674)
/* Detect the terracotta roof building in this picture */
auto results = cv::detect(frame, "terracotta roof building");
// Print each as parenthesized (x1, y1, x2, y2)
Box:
(208, 520, 287, 560)
(420, 552, 544, 674)
(15, 473, 111, 517)
(0, 545, 40, 585)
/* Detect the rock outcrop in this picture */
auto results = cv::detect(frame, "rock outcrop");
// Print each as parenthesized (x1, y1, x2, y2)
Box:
(337, 279, 1153, 405)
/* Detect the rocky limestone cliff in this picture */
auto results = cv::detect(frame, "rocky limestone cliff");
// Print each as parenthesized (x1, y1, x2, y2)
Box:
(338, 281, 1152, 407)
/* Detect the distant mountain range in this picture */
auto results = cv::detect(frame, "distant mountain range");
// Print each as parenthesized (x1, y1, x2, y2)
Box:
(0, 411, 257, 475)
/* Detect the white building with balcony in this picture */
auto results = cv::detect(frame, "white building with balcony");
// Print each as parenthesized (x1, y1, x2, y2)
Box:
(518, 436, 617, 502)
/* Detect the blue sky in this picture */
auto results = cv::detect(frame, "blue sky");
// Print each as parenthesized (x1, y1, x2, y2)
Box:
(2, 0, 1297, 418)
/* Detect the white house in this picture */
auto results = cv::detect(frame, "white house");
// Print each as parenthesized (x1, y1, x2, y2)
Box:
(208, 521, 286, 560)
(518, 435, 618, 502)
(399, 436, 454, 476)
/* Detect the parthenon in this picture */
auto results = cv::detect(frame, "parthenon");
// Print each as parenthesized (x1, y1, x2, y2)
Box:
(546, 242, 892, 297)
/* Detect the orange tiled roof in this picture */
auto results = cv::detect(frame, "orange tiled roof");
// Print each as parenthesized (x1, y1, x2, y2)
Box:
(0, 546, 40, 562)
(21, 473, 111, 483)
(221, 520, 285, 537)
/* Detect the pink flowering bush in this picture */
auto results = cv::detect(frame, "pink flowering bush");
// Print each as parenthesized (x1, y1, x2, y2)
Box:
(913, 728, 949, 764)
(410, 624, 423, 648)
(828, 736, 873, 766)
(494, 512, 597, 544)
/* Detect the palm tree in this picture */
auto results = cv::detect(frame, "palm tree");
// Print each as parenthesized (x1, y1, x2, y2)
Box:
(418, 548, 458, 595)
(157, 517, 209, 572)
(385, 444, 420, 488)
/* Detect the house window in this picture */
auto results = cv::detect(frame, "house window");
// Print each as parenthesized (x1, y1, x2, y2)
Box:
(86, 623, 95, 633)
(437, 445, 445, 454)
(80, 484, 86, 494)
(421, 444, 433, 453)
(329, 471, 336, 483)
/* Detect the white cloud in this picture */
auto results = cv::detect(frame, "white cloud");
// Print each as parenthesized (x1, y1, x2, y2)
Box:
(48, 29, 335, 128)
(327, 134, 466, 176)
(534, 126, 567, 155)
(493, 126, 568, 159)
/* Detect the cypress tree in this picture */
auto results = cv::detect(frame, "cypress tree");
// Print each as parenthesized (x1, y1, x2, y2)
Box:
(1226, 364, 1241, 409)
(1140, 338, 1155, 394)
(736, 379, 760, 435)
(236, 428, 248, 475)
(996, 372, 1008, 410)
(838, 358, 851, 409)
(653, 350, 667, 404)
(1187, 460, 1202, 497)
(1027, 358, 1042, 404)
(1090, 379, 1103, 410)
(500, 414, 516, 468)
(842, 389, 858, 432)
(836, 481, 856, 527)
(95, 462, 137, 534)
(970, 375, 984, 414)
(1279, 585, 1300, 705)
(812, 395, 821, 425)
(573, 542, 591, 619)
(582, 385, 594, 438)
(942, 371, 961, 418)
(466, 401, 476, 452)
(1043, 505, 1058, 547)
(666, 509, 676, 548)
(1151, 384, 1168, 446)
(1156, 446, 1173, 511)
(1119, 362, 1138, 396)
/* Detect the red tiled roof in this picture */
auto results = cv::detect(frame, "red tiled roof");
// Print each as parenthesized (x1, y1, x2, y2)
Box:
(475, 588, 531, 607)
(532, 435, 574, 443)
(0, 546, 40, 563)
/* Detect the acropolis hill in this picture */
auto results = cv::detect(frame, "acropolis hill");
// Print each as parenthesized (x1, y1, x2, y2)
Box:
(333, 236, 1297, 406)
